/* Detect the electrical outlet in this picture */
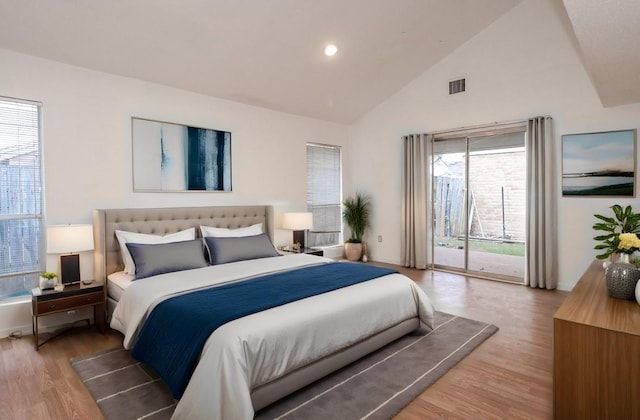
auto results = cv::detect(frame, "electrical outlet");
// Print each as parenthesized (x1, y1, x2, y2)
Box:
(378, 235, 382, 243)
(8, 330, 22, 339)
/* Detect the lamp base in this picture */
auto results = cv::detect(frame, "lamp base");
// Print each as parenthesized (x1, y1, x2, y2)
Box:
(60, 254, 81, 285)
(292, 230, 306, 250)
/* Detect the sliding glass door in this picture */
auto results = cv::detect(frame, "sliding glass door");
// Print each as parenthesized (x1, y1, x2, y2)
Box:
(433, 138, 466, 270)
(432, 131, 525, 282)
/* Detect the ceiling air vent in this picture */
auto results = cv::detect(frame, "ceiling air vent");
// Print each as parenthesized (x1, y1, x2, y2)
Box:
(449, 78, 466, 95)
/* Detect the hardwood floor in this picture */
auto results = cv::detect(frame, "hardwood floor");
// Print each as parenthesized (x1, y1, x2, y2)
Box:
(396, 266, 567, 420)
(0, 325, 121, 419)
(0, 267, 567, 419)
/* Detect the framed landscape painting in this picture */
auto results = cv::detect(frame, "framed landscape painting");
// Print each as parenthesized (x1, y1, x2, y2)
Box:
(562, 129, 636, 197)
(132, 117, 231, 192)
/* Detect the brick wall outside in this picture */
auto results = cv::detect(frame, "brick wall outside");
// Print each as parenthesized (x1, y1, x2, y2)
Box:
(468, 150, 526, 242)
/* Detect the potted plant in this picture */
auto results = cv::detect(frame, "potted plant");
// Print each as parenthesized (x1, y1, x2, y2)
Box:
(39, 272, 58, 290)
(342, 192, 371, 261)
(593, 204, 640, 260)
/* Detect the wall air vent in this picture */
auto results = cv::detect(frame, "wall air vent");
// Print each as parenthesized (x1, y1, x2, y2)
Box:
(449, 78, 466, 95)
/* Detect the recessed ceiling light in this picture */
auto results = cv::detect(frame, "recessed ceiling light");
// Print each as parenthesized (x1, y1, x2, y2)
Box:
(324, 44, 338, 57)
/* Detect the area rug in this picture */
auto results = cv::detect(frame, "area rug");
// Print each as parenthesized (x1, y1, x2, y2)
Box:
(70, 312, 497, 420)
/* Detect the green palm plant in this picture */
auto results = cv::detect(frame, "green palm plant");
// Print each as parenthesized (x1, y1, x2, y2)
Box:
(342, 192, 370, 243)
(593, 204, 640, 259)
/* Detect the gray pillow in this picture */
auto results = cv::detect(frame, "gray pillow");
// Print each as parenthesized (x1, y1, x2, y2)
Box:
(126, 239, 208, 279)
(204, 234, 279, 265)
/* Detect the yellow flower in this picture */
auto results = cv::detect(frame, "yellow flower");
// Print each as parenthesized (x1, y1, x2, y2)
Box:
(617, 233, 640, 253)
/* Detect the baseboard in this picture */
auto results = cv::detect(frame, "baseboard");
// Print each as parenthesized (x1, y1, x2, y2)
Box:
(0, 323, 33, 339)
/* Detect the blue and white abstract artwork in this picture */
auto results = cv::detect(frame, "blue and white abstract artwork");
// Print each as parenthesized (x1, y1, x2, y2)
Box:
(562, 129, 635, 197)
(132, 118, 231, 192)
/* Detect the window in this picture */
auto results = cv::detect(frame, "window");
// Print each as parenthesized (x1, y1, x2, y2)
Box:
(0, 97, 44, 300)
(306, 143, 342, 247)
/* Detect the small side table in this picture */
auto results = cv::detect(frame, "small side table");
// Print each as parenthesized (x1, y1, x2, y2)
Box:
(281, 247, 324, 257)
(31, 281, 105, 350)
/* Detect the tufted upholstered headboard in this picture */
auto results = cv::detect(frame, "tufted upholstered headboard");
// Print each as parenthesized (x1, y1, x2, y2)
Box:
(93, 205, 274, 283)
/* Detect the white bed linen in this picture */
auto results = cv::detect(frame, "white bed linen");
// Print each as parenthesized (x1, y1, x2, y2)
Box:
(111, 254, 333, 348)
(106, 271, 135, 302)
(110, 255, 435, 420)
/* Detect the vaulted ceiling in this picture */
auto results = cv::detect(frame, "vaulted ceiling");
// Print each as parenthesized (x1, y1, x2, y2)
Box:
(562, 0, 640, 108)
(0, 0, 637, 123)
(0, 0, 522, 123)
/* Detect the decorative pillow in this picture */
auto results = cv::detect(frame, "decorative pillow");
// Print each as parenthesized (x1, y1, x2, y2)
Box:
(204, 233, 279, 265)
(200, 223, 263, 238)
(115, 228, 196, 275)
(126, 239, 208, 280)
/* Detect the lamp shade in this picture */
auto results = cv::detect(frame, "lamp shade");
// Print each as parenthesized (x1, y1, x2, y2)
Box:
(47, 224, 94, 254)
(282, 212, 313, 230)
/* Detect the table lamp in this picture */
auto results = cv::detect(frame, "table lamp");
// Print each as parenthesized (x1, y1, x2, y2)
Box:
(47, 224, 94, 285)
(282, 212, 313, 250)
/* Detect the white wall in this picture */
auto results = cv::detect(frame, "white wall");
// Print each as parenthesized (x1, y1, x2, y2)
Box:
(0, 48, 348, 336)
(346, 0, 640, 291)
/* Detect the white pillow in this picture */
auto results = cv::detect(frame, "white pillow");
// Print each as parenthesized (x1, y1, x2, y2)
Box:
(115, 228, 196, 275)
(199, 223, 263, 238)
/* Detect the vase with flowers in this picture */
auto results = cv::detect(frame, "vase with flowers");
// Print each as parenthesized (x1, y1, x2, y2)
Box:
(593, 204, 640, 261)
(604, 232, 640, 300)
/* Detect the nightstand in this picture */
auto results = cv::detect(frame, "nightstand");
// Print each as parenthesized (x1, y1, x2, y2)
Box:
(282, 247, 324, 257)
(31, 282, 105, 350)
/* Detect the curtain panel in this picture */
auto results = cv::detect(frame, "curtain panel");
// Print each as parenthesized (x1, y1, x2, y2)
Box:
(525, 116, 557, 289)
(401, 134, 431, 269)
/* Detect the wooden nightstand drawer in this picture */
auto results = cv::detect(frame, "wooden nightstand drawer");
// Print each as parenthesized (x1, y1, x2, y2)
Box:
(36, 291, 103, 315)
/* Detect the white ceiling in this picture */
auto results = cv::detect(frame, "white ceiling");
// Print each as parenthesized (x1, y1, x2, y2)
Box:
(2, 1, 636, 122)
(0, 0, 523, 123)
(562, 0, 640, 108)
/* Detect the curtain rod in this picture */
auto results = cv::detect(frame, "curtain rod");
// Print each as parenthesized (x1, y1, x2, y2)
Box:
(428, 115, 552, 137)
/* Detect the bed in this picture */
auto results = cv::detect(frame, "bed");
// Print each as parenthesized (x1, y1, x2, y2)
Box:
(93, 205, 434, 419)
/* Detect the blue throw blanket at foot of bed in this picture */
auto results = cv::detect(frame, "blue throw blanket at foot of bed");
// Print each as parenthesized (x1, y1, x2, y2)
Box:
(131, 261, 397, 398)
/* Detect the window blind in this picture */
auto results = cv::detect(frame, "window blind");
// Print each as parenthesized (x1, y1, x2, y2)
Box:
(306, 143, 342, 247)
(0, 97, 44, 300)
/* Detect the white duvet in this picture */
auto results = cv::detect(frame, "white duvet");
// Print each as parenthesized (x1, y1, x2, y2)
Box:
(110, 254, 435, 420)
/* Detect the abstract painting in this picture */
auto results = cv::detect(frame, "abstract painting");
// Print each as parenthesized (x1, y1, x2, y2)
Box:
(132, 118, 231, 192)
(562, 129, 636, 196)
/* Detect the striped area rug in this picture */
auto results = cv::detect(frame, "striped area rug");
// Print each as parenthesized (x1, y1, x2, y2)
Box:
(70, 312, 497, 420)
(70, 347, 175, 419)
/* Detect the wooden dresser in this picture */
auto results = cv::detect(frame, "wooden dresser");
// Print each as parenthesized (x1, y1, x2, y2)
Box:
(553, 260, 640, 419)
